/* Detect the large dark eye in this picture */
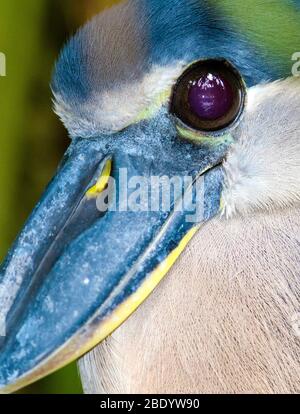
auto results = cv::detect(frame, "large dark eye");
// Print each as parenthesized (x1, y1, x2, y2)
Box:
(170, 59, 246, 133)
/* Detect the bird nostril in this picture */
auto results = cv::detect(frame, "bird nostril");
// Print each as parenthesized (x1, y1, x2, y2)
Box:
(86, 158, 112, 199)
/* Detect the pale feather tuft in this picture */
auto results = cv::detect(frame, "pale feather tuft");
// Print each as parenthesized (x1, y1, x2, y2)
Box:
(222, 77, 300, 218)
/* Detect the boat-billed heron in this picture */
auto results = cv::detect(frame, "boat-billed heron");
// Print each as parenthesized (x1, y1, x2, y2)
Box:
(0, 0, 300, 394)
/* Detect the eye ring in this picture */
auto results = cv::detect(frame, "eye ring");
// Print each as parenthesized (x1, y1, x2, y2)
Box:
(170, 58, 246, 135)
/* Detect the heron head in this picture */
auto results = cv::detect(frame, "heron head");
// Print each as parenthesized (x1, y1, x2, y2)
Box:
(0, 0, 299, 392)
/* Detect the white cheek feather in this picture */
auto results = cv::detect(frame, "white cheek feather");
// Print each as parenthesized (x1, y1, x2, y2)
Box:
(222, 77, 300, 218)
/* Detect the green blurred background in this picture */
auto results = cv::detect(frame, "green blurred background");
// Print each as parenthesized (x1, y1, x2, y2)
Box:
(0, 0, 120, 394)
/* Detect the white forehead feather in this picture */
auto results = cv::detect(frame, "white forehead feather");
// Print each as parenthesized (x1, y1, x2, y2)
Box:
(222, 77, 300, 218)
(53, 63, 185, 138)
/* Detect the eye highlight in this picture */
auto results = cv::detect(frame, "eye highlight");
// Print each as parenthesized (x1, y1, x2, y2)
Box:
(170, 59, 246, 134)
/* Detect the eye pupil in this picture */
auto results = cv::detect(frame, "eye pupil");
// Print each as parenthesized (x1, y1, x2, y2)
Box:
(188, 72, 234, 121)
(170, 59, 246, 134)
